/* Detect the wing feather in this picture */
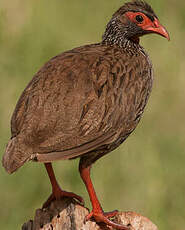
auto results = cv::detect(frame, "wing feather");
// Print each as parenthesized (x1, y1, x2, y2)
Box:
(11, 44, 122, 160)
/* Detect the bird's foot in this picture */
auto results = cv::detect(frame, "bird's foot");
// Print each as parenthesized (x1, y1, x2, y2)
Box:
(86, 209, 119, 220)
(42, 187, 84, 208)
(86, 210, 130, 230)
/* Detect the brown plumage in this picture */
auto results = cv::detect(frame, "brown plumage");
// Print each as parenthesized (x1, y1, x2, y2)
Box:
(2, 1, 169, 229)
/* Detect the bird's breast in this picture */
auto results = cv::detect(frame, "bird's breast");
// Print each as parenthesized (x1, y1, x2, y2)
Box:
(96, 51, 153, 141)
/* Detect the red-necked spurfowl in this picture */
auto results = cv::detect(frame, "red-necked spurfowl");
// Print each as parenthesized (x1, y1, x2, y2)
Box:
(3, 1, 169, 229)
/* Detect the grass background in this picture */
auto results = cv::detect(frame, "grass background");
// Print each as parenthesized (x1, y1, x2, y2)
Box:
(0, 0, 184, 229)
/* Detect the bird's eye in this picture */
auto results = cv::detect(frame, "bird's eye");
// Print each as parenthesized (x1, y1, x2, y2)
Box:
(135, 15, 144, 23)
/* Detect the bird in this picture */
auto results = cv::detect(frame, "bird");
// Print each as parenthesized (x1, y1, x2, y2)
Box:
(2, 0, 169, 229)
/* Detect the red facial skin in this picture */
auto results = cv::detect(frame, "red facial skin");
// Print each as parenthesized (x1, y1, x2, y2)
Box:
(125, 11, 170, 41)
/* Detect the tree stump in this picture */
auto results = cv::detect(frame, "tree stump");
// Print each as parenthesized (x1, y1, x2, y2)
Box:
(22, 198, 158, 230)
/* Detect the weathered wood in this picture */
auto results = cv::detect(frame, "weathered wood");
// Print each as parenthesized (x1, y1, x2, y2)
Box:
(22, 198, 158, 230)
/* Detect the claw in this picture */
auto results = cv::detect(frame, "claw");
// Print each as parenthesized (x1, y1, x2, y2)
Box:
(85, 210, 118, 222)
(61, 190, 85, 206)
(42, 189, 84, 209)
(42, 193, 55, 208)
(85, 211, 94, 221)
(104, 210, 119, 218)
(85, 210, 129, 229)
(88, 211, 130, 230)
(97, 213, 130, 230)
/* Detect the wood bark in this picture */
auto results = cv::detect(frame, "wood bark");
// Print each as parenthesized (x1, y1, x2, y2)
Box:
(22, 198, 158, 230)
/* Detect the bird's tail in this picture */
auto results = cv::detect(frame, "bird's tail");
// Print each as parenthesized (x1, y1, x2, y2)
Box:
(2, 137, 31, 174)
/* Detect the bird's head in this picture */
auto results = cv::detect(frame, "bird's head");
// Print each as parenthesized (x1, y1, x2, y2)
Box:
(102, 0, 170, 47)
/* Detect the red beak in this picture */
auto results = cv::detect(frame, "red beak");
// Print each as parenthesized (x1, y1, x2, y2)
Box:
(144, 18, 170, 41)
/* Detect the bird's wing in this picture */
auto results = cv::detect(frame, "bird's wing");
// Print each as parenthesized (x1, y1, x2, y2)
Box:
(11, 45, 127, 160)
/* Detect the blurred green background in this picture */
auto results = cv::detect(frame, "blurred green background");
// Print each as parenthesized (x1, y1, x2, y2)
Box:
(0, 0, 184, 229)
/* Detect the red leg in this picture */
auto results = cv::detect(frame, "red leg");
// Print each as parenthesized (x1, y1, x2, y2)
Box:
(43, 163, 84, 208)
(79, 162, 130, 230)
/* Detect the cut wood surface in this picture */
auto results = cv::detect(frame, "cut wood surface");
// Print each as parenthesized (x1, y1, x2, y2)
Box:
(22, 198, 158, 230)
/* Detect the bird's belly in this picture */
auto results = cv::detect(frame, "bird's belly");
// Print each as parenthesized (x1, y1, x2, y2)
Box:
(93, 78, 152, 155)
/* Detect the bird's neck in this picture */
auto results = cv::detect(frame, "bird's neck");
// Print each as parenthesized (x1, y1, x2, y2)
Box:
(102, 19, 142, 54)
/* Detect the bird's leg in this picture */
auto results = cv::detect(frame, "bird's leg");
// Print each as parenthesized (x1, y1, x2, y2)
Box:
(79, 159, 130, 230)
(43, 163, 84, 208)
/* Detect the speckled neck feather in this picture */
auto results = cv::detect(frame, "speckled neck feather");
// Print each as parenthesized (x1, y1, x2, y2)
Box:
(102, 0, 157, 52)
(102, 17, 141, 54)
